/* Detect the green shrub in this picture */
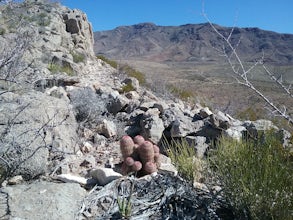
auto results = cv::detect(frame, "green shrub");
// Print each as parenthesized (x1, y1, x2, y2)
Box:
(120, 64, 146, 85)
(209, 133, 293, 219)
(167, 84, 193, 101)
(237, 106, 264, 121)
(48, 63, 74, 76)
(48, 63, 59, 73)
(96, 55, 118, 69)
(96, 55, 147, 85)
(0, 165, 6, 185)
(164, 138, 203, 182)
(72, 52, 85, 63)
(121, 83, 135, 93)
(37, 16, 50, 26)
(0, 27, 6, 35)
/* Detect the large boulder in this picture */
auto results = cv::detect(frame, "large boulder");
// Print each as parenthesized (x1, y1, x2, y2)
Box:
(0, 91, 78, 179)
(0, 181, 86, 220)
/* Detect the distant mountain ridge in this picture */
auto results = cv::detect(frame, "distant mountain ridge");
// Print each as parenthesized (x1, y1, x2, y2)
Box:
(94, 22, 293, 64)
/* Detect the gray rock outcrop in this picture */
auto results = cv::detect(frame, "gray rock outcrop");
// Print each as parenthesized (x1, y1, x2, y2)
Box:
(0, 181, 86, 220)
(0, 91, 78, 179)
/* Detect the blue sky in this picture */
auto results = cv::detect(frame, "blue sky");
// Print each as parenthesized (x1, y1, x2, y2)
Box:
(61, 0, 293, 34)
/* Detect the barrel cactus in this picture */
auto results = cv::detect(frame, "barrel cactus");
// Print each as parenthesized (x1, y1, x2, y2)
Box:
(119, 135, 160, 176)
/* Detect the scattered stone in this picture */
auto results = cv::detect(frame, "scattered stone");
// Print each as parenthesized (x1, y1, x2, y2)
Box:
(199, 107, 213, 118)
(277, 129, 293, 149)
(105, 157, 115, 168)
(171, 118, 204, 138)
(80, 141, 93, 153)
(79, 155, 96, 168)
(159, 163, 178, 176)
(210, 111, 232, 129)
(243, 119, 279, 139)
(93, 133, 108, 146)
(193, 181, 209, 192)
(125, 90, 140, 100)
(83, 128, 94, 140)
(95, 119, 117, 138)
(185, 135, 209, 158)
(8, 175, 24, 185)
(153, 102, 168, 113)
(45, 86, 69, 101)
(159, 154, 172, 164)
(106, 92, 129, 114)
(139, 101, 156, 111)
(122, 77, 139, 91)
(224, 125, 246, 141)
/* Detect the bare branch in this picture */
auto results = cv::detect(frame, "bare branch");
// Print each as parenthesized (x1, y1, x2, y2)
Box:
(262, 65, 293, 98)
(202, 4, 293, 125)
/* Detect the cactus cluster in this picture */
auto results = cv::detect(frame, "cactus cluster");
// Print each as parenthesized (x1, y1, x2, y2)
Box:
(120, 135, 160, 176)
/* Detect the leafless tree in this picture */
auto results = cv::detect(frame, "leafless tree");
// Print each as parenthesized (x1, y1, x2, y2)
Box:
(201, 5, 293, 126)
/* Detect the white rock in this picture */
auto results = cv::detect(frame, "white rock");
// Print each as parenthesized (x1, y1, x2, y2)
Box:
(225, 125, 246, 141)
(193, 182, 209, 192)
(8, 175, 24, 185)
(80, 141, 93, 153)
(125, 91, 140, 100)
(90, 168, 122, 186)
(96, 119, 117, 138)
(199, 107, 213, 118)
(57, 173, 90, 185)
(159, 154, 172, 164)
(45, 86, 69, 101)
(159, 163, 178, 176)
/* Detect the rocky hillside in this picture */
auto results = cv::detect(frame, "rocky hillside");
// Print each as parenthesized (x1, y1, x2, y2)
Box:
(0, 0, 94, 83)
(0, 1, 292, 219)
(94, 22, 293, 64)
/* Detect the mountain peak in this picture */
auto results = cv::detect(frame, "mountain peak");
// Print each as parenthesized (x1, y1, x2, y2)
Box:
(94, 23, 293, 64)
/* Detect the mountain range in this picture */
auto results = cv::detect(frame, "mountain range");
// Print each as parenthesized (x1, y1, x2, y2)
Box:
(94, 22, 293, 65)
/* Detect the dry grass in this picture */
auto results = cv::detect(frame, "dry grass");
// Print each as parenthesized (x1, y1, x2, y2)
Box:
(164, 138, 204, 182)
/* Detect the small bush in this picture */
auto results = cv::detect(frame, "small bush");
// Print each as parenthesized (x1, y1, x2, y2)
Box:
(164, 138, 203, 182)
(121, 83, 135, 93)
(0, 27, 6, 35)
(209, 133, 293, 219)
(36, 13, 51, 26)
(120, 64, 146, 85)
(96, 55, 146, 85)
(48, 63, 74, 76)
(72, 52, 85, 63)
(167, 84, 193, 101)
(237, 106, 265, 121)
(96, 55, 118, 69)
(0, 165, 6, 184)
